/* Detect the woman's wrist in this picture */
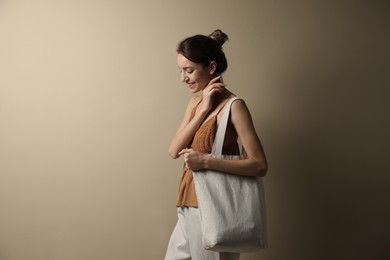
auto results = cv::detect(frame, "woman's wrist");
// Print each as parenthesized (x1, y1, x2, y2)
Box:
(202, 154, 211, 169)
(198, 106, 211, 116)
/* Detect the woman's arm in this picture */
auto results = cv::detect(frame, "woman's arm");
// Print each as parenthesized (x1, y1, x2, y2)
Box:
(168, 96, 208, 159)
(168, 77, 227, 159)
(181, 99, 268, 176)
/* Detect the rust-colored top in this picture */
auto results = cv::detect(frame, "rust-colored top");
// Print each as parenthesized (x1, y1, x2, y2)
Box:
(176, 98, 240, 207)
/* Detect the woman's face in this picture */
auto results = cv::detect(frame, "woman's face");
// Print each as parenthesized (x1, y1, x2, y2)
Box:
(177, 53, 214, 93)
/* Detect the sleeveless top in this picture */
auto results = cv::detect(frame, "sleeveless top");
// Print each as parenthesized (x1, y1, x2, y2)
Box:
(176, 98, 240, 207)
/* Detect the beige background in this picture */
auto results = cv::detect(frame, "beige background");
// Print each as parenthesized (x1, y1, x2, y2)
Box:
(0, 1, 389, 259)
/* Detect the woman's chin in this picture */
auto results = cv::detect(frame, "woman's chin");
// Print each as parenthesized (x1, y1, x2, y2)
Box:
(187, 85, 199, 93)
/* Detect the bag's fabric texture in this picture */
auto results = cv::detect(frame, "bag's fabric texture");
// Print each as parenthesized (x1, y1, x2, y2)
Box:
(192, 97, 268, 253)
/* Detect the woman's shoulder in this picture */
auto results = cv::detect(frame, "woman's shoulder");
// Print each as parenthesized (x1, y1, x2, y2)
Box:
(230, 97, 250, 116)
(230, 96, 246, 105)
(227, 95, 246, 108)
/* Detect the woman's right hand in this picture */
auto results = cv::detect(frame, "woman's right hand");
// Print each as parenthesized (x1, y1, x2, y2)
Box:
(200, 76, 226, 113)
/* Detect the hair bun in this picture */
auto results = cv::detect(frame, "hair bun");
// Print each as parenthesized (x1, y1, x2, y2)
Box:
(209, 29, 229, 46)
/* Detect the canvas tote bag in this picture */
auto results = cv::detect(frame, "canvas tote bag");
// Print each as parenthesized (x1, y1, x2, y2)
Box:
(192, 97, 268, 253)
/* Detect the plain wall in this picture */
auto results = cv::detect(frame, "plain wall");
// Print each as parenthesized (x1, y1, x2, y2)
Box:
(0, 1, 389, 259)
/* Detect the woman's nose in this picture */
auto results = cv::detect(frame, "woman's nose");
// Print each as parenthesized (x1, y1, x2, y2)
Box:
(180, 72, 188, 82)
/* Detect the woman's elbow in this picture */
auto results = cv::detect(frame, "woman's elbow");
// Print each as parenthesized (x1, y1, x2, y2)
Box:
(168, 149, 180, 159)
(255, 161, 268, 177)
(259, 165, 268, 177)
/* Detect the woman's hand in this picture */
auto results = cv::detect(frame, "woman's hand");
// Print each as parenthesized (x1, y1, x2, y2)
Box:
(200, 76, 226, 113)
(178, 148, 206, 171)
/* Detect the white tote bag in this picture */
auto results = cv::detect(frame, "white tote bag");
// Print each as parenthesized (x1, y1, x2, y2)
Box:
(192, 97, 268, 253)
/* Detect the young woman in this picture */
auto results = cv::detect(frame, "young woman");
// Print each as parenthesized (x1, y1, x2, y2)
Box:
(165, 29, 267, 260)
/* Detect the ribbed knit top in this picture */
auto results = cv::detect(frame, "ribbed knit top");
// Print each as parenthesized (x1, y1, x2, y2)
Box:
(176, 98, 240, 207)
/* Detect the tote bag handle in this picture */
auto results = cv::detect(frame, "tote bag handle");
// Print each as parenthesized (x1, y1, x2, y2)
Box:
(211, 97, 241, 156)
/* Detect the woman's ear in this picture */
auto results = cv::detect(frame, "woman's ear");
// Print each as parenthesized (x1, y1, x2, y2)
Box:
(209, 61, 217, 75)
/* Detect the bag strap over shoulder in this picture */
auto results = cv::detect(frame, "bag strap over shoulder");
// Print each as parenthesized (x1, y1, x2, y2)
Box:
(211, 97, 241, 156)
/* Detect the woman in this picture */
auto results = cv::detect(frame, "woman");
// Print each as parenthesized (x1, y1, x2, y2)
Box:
(165, 29, 267, 260)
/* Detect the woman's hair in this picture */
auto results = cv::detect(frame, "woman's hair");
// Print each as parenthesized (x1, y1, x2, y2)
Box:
(177, 29, 229, 76)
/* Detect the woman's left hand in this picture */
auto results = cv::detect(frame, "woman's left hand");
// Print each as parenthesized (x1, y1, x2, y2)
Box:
(178, 148, 206, 171)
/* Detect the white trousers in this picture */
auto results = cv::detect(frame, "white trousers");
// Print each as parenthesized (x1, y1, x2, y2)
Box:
(165, 207, 240, 260)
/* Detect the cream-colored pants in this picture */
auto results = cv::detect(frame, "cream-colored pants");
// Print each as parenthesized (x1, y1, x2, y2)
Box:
(165, 207, 240, 260)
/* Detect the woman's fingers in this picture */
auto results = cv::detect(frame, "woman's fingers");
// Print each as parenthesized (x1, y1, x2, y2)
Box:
(178, 148, 192, 156)
(179, 149, 192, 169)
(212, 83, 226, 92)
(208, 76, 222, 85)
(205, 83, 226, 95)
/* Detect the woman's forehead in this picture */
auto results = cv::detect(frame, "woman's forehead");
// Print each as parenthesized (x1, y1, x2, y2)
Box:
(177, 53, 198, 68)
